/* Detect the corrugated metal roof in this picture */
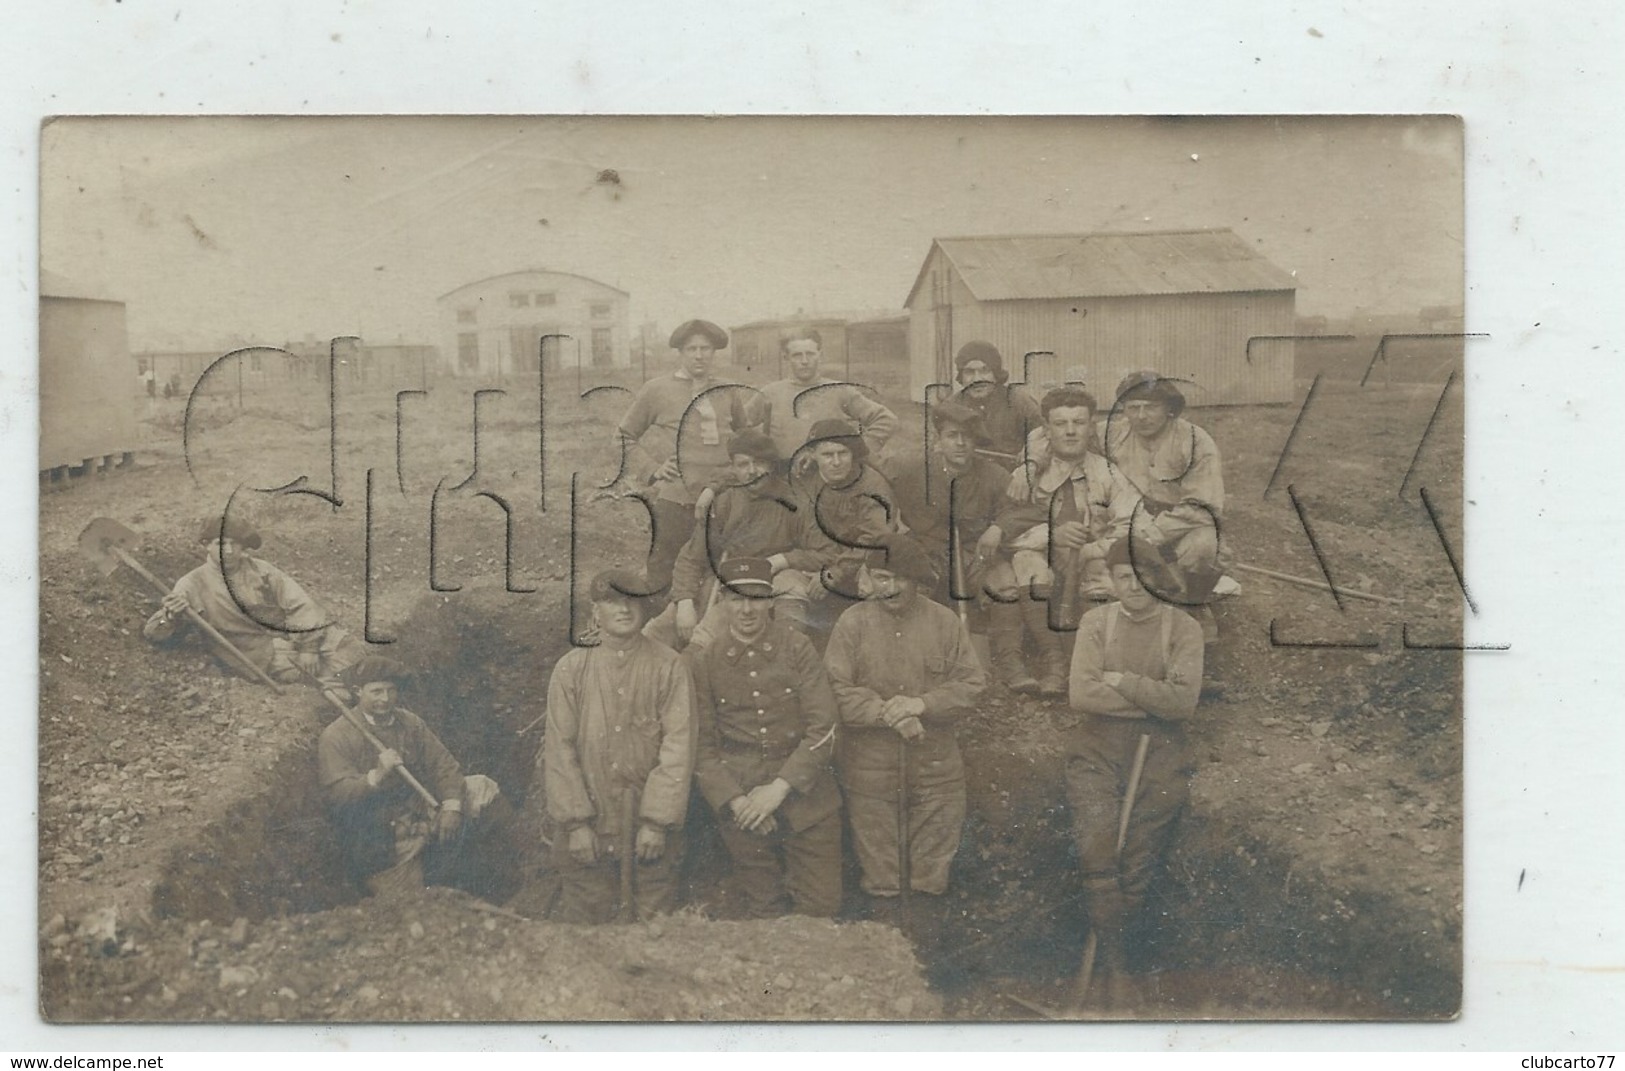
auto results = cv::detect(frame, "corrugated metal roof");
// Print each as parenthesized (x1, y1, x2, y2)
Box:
(911, 229, 1296, 304)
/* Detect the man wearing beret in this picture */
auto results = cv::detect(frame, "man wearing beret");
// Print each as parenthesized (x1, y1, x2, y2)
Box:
(542, 569, 697, 923)
(1105, 371, 1227, 638)
(688, 558, 844, 918)
(613, 319, 752, 599)
(787, 418, 901, 611)
(143, 514, 363, 687)
(953, 340, 1044, 463)
(317, 656, 516, 899)
(825, 534, 986, 904)
(886, 399, 1011, 610)
(654, 430, 836, 650)
(751, 326, 898, 474)
(1065, 537, 1205, 1009)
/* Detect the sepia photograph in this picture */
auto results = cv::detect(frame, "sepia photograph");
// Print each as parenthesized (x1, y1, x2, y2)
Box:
(36, 114, 1468, 1024)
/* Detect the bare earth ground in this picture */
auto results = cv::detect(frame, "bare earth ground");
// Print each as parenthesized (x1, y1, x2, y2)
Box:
(38, 348, 1464, 1023)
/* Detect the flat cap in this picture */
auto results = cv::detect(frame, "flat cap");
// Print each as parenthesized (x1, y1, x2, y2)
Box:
(929, 399, 990, 442)
(343, 655, 411, 688)
(725, 430, 782, 463)
(804, 418, 868, 461)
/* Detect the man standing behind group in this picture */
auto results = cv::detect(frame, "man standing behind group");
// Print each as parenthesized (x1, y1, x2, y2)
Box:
(543, 570, 696, 923)
(614, 319, 750, 598)
(689, 558, 844, 918)
(752, 327, 897, 482)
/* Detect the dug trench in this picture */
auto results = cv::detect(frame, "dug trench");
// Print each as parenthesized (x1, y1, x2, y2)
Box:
(45, 577, 1459, 1022)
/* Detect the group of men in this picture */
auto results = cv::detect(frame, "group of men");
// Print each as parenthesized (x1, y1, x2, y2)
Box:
(140, 318, 1231, 1011)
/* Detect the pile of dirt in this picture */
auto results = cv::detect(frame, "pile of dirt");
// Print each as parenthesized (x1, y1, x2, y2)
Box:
(44, 889, 939, 1023)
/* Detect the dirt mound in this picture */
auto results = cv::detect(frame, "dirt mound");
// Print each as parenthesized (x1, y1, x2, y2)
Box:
(44, 889, 939, 1022)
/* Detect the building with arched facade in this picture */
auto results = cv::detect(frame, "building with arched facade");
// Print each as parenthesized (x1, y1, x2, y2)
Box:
(437, 269, 631, 379)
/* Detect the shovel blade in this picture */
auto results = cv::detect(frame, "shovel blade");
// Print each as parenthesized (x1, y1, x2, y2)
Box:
(77, 517, 139, 577)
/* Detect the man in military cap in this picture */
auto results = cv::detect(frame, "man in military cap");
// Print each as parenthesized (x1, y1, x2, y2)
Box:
(542, 569, 697, 923)
(688, 557, 844, 918)
(887, 399, 1011, 610)
(143, 514, 363, 686)
(317, 656, 516, 899)
(1065, 537, 1206, 1009)
(751, 326, 898, 474)
(613, 319, 752, 598)
(952, 340, 1044, 462)
(1105, 371, 1227, 634)
(825, 534, 986, 905)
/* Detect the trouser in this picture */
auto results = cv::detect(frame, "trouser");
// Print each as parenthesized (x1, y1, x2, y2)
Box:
(334, 780, 518, 901)
(1065, 723, 1190, 962)
(713, 807, 843, 918)
(646, 498, 696, 600)
(1131, 511, 1225, 605)
(839, 732, 966, 897)
(225, 629, 365, 686)
(550, 828, 686, 924)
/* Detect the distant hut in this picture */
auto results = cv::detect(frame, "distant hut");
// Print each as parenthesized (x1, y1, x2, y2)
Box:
(903, 229, 1298, 406)
(438, 269, 631, 380)
(40, 270, 140, 474)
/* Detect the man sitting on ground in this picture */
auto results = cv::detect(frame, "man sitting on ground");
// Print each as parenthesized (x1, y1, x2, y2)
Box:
(143, 515, 363, 687)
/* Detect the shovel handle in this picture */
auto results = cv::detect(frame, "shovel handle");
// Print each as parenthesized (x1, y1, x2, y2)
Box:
(317, 687, 441, 811)
(112, 545, 285, 694)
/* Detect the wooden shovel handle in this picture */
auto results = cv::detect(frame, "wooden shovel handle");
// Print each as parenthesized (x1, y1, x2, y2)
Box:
(112, 545, 285, 694)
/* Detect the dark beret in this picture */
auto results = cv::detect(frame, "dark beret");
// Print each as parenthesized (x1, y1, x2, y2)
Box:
(343, 655, 411, 688)
(954, 340, 1008, 384)
(588, 568, 660, 617)
(866, 533, 940, 588)
(669, 319, 729, 350)
(198, 514, 262, 549)
(725, 430, 782, 463)
(929, 399, 990, 442)
(1114, 370, 1186, 417)
(804, 418, 868, 462)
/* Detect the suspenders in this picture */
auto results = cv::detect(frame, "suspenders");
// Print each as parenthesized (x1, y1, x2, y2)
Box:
(1102, 603, 1175, 674)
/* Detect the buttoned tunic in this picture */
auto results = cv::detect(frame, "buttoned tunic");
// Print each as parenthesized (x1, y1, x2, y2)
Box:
(690, 620, 841, 831)
(543, 636, 697, 837)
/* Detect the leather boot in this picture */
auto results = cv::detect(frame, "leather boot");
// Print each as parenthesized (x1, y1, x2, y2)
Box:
(987, 600, 1038, 694)
(1023, 598, 1070, 699)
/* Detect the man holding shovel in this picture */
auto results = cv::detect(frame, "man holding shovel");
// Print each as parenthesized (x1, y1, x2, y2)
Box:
(317, 656, 514, 900)
(542, 569, 697, 923)
(1066, 537, 1205, 1012)
(142, 515, 362, 687)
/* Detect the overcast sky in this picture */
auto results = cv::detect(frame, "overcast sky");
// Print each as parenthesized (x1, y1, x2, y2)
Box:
(41, 115, 1462, 352)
